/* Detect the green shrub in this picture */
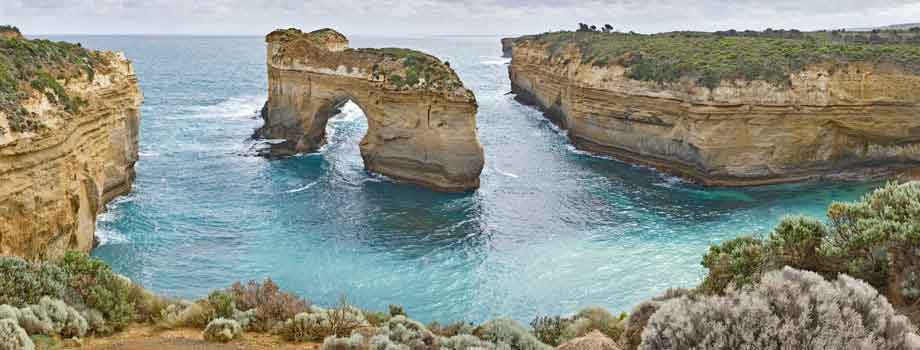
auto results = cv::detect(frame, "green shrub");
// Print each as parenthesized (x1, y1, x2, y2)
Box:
(388, 304, 406, 317)
(530, 315, 571, 346)
(567, 307, 624, 342)
(16, 297, 88, 338)
(476, 318, 552, 350)
(699, 236, 766, 294)
(699, 181, 920, 304)
(0, 257, 68, 307)
(57, 251, 135, 333)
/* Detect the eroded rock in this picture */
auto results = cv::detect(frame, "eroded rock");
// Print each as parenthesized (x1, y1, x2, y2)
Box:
(508, 37, 920, 186)
(257, 28, 485, 192)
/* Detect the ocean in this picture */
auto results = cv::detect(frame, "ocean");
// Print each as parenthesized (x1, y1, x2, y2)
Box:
(45, 34, 878, 323)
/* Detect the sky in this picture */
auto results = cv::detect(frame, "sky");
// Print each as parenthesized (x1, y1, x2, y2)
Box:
(1, 0, 919, 36)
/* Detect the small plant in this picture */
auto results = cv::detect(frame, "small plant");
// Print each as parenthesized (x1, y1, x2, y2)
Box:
(0, 318, 33, 350)
(16, 297, 88, 338)
(0, 257, 68, 307)
(279, 298, 368, 342)
(228, 278, 309, 332)
(202, 318, 242, 343)
(530, 315, 571, 346)
(388, 304, 406, 317)
(476, 318, 552, 350)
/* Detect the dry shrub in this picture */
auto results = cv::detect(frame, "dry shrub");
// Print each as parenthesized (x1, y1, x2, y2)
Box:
(229, 278, 309, 331)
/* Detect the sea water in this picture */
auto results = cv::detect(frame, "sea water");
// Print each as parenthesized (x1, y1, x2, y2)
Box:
(45, 35, 878, 323)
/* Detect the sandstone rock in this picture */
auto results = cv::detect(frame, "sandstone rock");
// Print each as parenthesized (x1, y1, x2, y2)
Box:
(257, 28, 485, 192)
(556, 330, 620, 350)
(0, 43, 142, 259)
(508, 38, 920, 186)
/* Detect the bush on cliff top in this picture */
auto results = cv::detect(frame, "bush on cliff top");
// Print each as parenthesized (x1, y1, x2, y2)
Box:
(524, 31, 920, 89)
(0, 33, 106, 132)
(700, 182, 920, 302)
(641, 267, 920, 350)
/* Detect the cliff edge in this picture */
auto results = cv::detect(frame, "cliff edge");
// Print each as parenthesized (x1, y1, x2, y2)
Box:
(0, 30, 142, 259)
(257, 28, 485, 192)
(508, 31, 920, 186)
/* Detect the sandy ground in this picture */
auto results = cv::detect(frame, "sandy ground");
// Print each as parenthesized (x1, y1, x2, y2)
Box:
(67, 325, 320, 350)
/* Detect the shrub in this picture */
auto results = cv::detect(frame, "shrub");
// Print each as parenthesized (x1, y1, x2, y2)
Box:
(17, 297, 88, 338)
(207, 291, 236, 320)
(229, 278, 310, 332)
(699, 182, 920, 302)
(476, 318, 552, 350)
(58, 251, 135, 332)
(0, 257, 68, 307)
(388, 304, 406, 317)
(0, 319, 33, 350)
(279, 302, 369, 342)
(699, 236, 766, 294)
(321, 315, 496, 350)
(364, 310, 389, 326)
(158, 301, 210, 329)
(530, 316, 571, 346)
(640, 267, 920, 350)
(566, 307, 624, 342)
(128, 284, 172, 323)
(202, 318, 242, 343)
(623, 289, 689, 350)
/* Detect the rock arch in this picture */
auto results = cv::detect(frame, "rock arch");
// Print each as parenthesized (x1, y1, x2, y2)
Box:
(257, 28, 485, 192)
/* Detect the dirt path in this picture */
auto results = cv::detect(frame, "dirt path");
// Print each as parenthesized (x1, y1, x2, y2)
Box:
(72, 325, 319, 350)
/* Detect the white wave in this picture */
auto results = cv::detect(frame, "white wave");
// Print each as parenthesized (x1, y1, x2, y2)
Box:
(480, 57, 511, 65)
(138, 151, 160, 158)
(565, 144, 613, 160)
(328, 101, 364, 124)
(187, 95, 266, 119)
(95, 227, 128, 246)
(494, 168, 519, 178)
(285, 181, 319, 193)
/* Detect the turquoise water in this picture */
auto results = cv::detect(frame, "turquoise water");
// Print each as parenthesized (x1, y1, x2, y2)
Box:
(49, 35, 878, 324)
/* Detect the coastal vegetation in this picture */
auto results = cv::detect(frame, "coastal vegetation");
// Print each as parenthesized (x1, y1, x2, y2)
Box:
(0, 31, 104, 134)
(1, 182, 919, 349)
(520, 27, 920, 88)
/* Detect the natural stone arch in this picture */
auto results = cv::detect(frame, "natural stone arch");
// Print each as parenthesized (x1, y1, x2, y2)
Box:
(257, 28, 485, 192)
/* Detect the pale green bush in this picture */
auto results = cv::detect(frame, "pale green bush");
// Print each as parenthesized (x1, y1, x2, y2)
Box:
(623, 289, 688, 350)
(203, 318, 242, 343)
(0, 257, 68, 307)
(17, 297, 87, 338)
(320, 315, 499, 350)
(640, 267, 920, 350)
(280, 304, 369, 342)
(0, 305, 21, 321)
(0, 319, 33, 350)
(477, 319, 552, 350)
(158, 301, 210, 329)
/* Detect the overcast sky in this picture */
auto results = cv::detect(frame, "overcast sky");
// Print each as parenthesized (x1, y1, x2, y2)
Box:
(2, 0, 919, 36)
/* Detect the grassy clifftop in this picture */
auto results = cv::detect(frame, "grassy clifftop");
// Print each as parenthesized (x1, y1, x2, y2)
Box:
(518, 30, 920, 89)
(0, 28, 109, 135)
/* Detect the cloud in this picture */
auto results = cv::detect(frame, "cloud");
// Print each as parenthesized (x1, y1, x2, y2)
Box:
(1, 0, 919, 35)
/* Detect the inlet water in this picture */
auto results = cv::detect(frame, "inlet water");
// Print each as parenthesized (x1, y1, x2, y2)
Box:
(48, 35, 878, 323)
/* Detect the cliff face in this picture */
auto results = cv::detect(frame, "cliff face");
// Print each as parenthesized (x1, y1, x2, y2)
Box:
(258, 28, 485, 192)
(509, 39, 920, 186)
(0, 44, 142, 259)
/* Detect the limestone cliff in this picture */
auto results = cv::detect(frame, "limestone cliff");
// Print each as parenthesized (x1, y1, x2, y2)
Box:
(0, 34, 142, 259)
(257, 28, 485, 192)
(508, 35, 920, 186)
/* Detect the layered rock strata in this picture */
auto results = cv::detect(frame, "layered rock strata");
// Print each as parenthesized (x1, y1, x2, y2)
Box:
(0, 38, 142, 259)
(508, 38, 920, 186)
(257, 28, 485, 192)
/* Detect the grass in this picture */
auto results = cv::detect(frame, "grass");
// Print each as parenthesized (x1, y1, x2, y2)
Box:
(0, 31, 107, 133)
(521, 30, 920, 89)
